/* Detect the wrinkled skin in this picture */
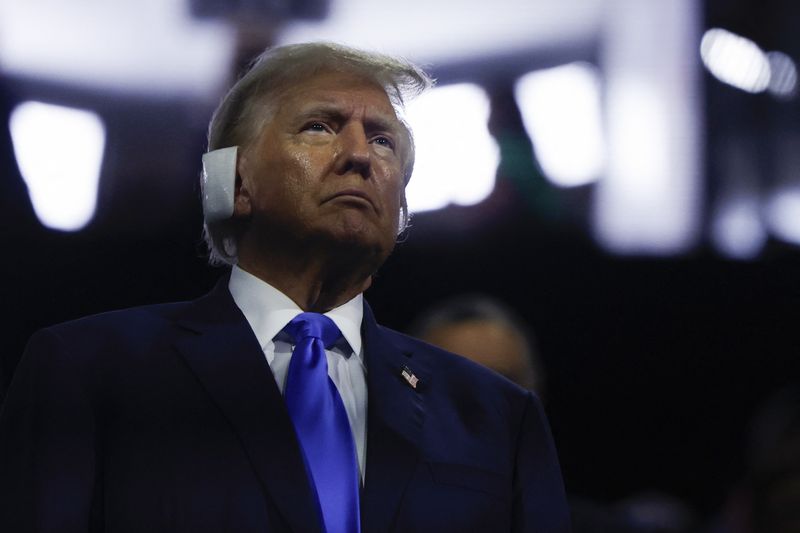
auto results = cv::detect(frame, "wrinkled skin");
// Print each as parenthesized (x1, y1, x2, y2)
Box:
(234, 71, 409, 311)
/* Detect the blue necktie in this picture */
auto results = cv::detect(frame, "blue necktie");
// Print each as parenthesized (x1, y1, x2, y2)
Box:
(283, 312, 361, 533)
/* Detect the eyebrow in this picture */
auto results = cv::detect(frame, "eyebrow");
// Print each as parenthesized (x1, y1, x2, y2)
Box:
(296, 102, 403, 135)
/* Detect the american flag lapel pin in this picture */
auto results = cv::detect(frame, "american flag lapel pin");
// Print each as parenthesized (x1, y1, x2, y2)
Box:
(401, 365, 419, 389)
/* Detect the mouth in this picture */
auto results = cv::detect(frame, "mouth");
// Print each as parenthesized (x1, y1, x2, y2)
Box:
(325, 188, 376, 210)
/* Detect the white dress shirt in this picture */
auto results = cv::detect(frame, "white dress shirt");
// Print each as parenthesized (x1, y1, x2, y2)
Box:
(228, 266, 368, 480)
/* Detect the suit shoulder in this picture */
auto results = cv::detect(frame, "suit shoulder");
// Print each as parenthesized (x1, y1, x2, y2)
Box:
(35, 300, 194, 353)
(48, 300, 190, 333)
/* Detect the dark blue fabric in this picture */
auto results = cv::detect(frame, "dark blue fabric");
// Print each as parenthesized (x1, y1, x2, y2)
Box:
(0, 278, 571, 532)
(284, 313, 361, 533)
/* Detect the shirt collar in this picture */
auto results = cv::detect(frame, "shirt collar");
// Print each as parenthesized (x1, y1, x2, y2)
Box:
(228, 265, 364, 359)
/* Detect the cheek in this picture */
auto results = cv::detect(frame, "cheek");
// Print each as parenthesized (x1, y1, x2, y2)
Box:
(392, 171, 408, 207)
(385, 181, 407, 234)
(291, 150, 316, 177)
(255, 151, 314, 202)
(281, 146, 332, 192)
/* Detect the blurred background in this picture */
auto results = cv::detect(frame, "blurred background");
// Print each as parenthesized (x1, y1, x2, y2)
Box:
(1, 0, 799, 530)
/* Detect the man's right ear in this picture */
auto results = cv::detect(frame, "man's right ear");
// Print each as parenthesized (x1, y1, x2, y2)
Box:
(201, 146, 238, 224)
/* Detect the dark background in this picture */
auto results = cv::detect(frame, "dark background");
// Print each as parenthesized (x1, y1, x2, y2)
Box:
(2, 0, 800, 523)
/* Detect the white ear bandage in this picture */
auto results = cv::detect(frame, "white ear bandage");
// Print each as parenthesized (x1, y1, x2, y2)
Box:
(201, 146, 238, 224)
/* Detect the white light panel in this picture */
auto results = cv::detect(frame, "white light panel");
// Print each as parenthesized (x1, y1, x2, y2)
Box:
(594, 0, 702, 255)
(404, 83, 499, 213)
(0, 0, 233, 97)
(278, 0, 604, 65)
(767, 51, 798, 98)
(711, 196, 766, 260)
(515, 62, 605, 187)
(9, 101, 106, 231)
(700, 28, 771, 94)
(767, 188, 800, 245)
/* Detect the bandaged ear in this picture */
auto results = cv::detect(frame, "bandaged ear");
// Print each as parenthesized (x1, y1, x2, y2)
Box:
(201, 146, 238, 224)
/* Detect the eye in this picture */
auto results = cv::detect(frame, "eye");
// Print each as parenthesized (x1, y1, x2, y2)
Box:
(372, 135, 395, 150)
(303, 122, 330, 133)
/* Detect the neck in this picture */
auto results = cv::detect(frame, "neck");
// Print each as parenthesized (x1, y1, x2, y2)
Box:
(237, 241, 380, 313)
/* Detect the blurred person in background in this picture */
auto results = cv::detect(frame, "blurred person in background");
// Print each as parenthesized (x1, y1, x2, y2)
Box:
(0, 42, 570, 532)
(411, 294, 698, 533)
(707, 385, 800, 533)
(745, 386, 800, 533)
(410, 294, 545, 396)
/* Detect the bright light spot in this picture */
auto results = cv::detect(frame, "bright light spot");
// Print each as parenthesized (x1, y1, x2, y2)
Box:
(610, 83, 670, 183)
(595, 0, 701, 255)
(278, 0, 605, 66)
(711, 196, 766, 259)
(514, 62, 605, 187)
(0, 0, 233, 97)
(598, 79, 692, 252)
(9, 101, 105, 231)
(404, 84, 499, 213)
(767, 51, 798, 98)
(700, 28, 771, 93)
(766, 187, 800, 245)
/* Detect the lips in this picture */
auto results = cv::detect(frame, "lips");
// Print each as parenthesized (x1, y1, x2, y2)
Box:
(325, 188, 376, 210)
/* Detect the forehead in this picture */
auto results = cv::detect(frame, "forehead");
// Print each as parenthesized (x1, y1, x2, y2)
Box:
(244, 69, 414, 176)
(271, 70, 400, 122)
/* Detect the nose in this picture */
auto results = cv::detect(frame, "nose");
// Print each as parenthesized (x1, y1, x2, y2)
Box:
(334, 123, 371, 178)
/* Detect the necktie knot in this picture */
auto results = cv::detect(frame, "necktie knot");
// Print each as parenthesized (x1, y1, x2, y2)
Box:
(284, 312, 341, 349)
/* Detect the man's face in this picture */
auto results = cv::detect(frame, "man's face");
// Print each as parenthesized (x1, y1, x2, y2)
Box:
(236, 70, 409, 264)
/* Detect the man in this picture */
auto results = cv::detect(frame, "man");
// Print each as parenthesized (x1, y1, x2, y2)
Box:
(0, 42, 570, 532)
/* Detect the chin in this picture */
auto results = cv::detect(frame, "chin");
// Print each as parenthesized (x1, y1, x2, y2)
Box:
(322, 224, 394, 260)
(331, 229, 388, 252)
(309, 209, 393, 259)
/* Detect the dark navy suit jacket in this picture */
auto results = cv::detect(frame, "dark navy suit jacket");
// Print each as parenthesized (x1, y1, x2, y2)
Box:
(0, 278, 570, 532)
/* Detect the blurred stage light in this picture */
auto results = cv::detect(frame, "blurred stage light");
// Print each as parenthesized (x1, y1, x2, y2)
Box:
(595, 0, 701, 255)
(514, 62, 605, 187)
(9, 101, 106, 231)
(711, 196, 766, 260)
(278, 0, 604, 66)
(404, 83, 499, 213)
(598, 79, 699, 253)
(767, 51, 798, 98)
(766, 188, 800, 245)
(0, 0, 232, 97)
(700, 28, 771, 94)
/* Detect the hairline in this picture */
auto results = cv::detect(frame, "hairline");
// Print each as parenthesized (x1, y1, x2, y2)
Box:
(235, 68, 416, 177)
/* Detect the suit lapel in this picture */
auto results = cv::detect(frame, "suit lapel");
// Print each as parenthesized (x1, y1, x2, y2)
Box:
(172, 277, 322, 533)
(360, 303, 429, 533)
